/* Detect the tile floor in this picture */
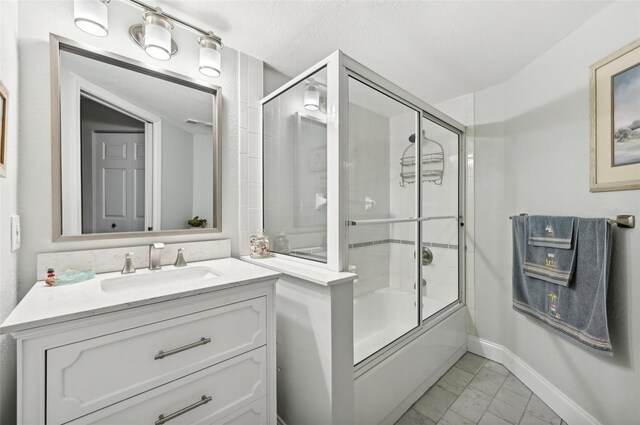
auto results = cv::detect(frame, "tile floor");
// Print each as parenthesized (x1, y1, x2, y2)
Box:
(395, 352, 567, 425)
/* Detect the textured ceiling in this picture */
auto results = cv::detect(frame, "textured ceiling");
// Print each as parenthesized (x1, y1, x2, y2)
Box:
(154, 0, 612, 104)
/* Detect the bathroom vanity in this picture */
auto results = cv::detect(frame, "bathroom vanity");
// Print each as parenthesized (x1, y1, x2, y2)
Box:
(0, 258, 278, 425)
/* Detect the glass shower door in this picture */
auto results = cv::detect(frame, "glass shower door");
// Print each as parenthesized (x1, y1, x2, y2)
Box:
(420, 116, 462, 321)
(348, 76, 421, 364)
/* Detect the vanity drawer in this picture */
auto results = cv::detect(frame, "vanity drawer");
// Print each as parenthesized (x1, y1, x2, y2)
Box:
(67, 347, 267, 425)
(47, 297, 267, 425)
(214, 397, 268, 425)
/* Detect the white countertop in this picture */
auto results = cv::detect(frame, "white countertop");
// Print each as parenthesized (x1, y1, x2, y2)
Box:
(0, 258, 280, 335)
(241, 255, 356, 286)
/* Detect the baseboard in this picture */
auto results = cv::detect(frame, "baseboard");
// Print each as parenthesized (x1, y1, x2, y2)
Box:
(467, 336, 600, 425)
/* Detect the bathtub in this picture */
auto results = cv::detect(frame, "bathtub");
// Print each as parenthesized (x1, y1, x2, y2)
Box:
(354, 287, 452, 364)
(353, 287, 466, 425)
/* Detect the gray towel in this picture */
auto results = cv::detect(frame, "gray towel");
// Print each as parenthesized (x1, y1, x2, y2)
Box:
(528, 216, 576, 249)
(512, 216, 612, 353)
(524, 216, 578, 287)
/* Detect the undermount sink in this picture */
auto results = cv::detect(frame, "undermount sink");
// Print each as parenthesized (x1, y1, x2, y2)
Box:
(101, 266, 220, 293)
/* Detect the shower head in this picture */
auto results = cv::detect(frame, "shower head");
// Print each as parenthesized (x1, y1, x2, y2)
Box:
(408, 130, 429, 144)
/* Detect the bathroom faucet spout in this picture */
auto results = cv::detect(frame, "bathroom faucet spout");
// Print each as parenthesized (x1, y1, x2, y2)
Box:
(149, 243, 165, 270)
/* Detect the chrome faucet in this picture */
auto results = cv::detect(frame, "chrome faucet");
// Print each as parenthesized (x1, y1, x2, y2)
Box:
(174, 248, 187, 267)
(149, 243, 165, 270)
(121, 252, 136, 274)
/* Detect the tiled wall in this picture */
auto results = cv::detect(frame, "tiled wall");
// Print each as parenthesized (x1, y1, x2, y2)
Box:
(238, 53, 264, 256)
(348, 103, 391, 296)
(434, 93, 476, 336)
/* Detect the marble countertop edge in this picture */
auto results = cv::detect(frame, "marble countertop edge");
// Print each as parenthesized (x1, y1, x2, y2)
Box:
(1, 258, 280, 335)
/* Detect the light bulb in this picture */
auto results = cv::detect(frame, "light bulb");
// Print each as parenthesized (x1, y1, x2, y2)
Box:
(74, 0, 109, 37)
(304, 85, 320, 111)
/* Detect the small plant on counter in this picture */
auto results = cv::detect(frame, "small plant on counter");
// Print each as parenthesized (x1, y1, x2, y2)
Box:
(188, 216, 208, 228)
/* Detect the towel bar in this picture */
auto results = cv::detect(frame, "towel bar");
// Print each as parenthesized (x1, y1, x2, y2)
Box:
(508, 213, 635, 229)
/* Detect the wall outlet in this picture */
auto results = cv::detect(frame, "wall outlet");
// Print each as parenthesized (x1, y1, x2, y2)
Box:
(11, 215, 20, 252)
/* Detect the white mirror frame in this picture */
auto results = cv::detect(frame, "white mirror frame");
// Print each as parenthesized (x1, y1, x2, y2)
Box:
(50, 34, 222, 242)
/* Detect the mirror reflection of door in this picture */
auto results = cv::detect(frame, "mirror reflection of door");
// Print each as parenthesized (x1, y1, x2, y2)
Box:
(81, 97, 146, 233)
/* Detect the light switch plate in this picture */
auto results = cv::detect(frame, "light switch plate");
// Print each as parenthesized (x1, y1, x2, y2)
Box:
(11, 215, 20, 251)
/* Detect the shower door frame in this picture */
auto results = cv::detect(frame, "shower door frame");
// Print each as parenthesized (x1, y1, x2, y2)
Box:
(260, 51, 467, 373)
(338, 54, 467, 374)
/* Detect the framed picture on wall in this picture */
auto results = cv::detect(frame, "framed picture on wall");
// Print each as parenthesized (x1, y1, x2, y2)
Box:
(590, 38, 640, 192)
(0, 79, 7, 178)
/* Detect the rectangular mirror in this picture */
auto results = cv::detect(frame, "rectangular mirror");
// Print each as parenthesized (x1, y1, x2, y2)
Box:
(51, 35, 221, 240)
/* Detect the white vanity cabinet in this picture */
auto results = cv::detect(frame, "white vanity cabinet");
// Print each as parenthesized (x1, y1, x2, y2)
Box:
(1, 259, 278, 425)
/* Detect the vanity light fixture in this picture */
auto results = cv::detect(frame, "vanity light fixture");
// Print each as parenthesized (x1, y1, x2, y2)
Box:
(74, 0, 110, 37)
(74, 0, 224, 75)
(129, 9, 177, 61)
(198, 32, 223, 77)
(304, 84, 320, 111)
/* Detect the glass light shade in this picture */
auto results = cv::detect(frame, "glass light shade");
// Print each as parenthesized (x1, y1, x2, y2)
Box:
(74, 0, 108, 37)
(304, 85, 320, 111)
(144, 23, 172, 60)
(199, 47, 221, 77)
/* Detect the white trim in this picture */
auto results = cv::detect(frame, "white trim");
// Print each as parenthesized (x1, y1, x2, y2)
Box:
(60, 72, 162, 234)
(467, 335, 601, 425)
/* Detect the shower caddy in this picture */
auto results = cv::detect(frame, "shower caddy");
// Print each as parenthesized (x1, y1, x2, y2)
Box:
(399, 135, 445, 186)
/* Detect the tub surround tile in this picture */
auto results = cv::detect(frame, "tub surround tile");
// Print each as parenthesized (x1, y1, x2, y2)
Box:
(396, 409, 436, 425)
(502, 374, 532, 399)
(437, 409, 475, 425)
(468, 366, 507, 397)
(437, 367, 474, 396)
(449, 386, 492, 423)
(414, 385, 457, 422)
(487, 387, 530, 424)
(478, 412, 513, 425)
(455, 352, 486, 374)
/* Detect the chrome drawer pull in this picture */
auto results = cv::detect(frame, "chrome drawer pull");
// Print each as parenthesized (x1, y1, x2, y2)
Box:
(155, 395, 212, 425)
(154, 337, 211, 360)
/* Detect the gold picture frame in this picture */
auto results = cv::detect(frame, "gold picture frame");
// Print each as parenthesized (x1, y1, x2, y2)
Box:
(590, 38, 640, 192)
(0, 80, 7, 178)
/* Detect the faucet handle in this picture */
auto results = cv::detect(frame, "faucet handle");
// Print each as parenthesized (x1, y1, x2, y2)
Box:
(174, 248, 187, 267)
(122, 252, 136, 274)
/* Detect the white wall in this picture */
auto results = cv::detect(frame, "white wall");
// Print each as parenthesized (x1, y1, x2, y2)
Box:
(474, 2, 640, 423)
(160, 121, 194, 230)
(192, 134, 215, 227)
(16, 0, 241, 298)
(0, 1, 19, 422)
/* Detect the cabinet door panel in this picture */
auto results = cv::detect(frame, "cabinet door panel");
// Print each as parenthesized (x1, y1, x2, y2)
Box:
(47, 297, 267, 424)
(68, 348, 267, 425)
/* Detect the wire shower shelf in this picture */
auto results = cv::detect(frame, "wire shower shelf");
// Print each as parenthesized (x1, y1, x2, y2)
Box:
(399, 137, 445, 186)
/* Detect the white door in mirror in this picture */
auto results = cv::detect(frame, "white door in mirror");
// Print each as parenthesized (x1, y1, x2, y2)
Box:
(11, 215, 20, 251)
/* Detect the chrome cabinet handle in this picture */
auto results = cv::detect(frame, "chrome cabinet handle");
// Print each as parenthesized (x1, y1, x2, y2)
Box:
(154, 337, 211, 360)
(155, 395, 212, 425)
